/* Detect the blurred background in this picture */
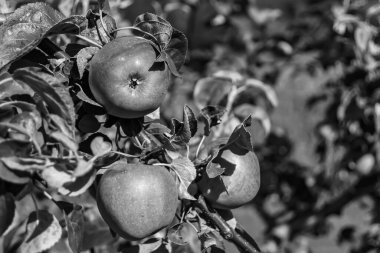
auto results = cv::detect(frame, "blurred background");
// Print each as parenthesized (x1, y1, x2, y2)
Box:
(2, 0, 380, 252)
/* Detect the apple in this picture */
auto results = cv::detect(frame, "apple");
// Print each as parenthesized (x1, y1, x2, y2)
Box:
(96, 161, 178, 240)
(198, 144, 260, 209)
(89, 36, 171, 119)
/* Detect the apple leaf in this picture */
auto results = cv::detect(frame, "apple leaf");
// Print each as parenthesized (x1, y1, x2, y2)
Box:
(0, 72, 34, 100)
(167, 222, 195, 245)
(193, 77, 232, 110)
(121, 239, 166, 253)
(206, 162, 225, 179)
(59, 169, 96, 197)
(199, 231, 225, 252)
(199, 106, 226, 136)
(170, 156, 196, 200)
(64, 205, 85, 253)
(170, 105, 197, 145)
(0, 139, 32, 157)
(0, 162, 30, 184)
(158, 51, 181, 77)
(1, 157, 48, 172)
(74, 83, 103, 108)
(119, 117, 144, 137)
(235, 223, 261, 252)
(134, 12, 173, 50)
(244, 78, 278, 108)
(75, 47, 99, 79)
(0, 2, 87, 70)
(0, 193, 15, 236)
(164, 28, 188, 72)
(89, 134, 112, 157)
(40, 165, 74, 189)
(224, 116, 255, 152)
(19, 210, 62, 253)
(77, 114, 101, 133)
(13, 68, 76, 127)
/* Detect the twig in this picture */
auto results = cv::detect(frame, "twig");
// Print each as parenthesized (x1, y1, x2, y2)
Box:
(195, 195, 261, 253)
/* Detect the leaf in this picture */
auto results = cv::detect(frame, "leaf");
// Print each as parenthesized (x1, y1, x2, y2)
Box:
(64, 205, 84, 253)
(224, 116, 255, 152)
(19, 210, 62, 253)
(167, 222, 195, 245)
(0, 193, 15, 236)
(198, 106, 226, 136)
(1, 157, 49, 172)
(0, 2, 87, 70)
(199, 231, 225, 252)
(170, 105, 197, 145)
(77, 114, 100, 133)
(59, 169, 96, 197)
(89, 134, 112, 157)
(164, 28, 188, 73)
(0, 72, 34, 99)
(73, 158, 94, 177)
(74, 83, 103, 107)
(121, 239, 166, 253)
(193, 77, 232, 110)
(0, 139, 32, 157)
(235, 223, 261, 252)
(75, 47, 99, 79)
(49, 131, 78, 152)
(244, 78, 278, 108)
(206, 162, 225, 179)
(40, 165, 74, 189)
(134, 12, 173, 50)
(13, 68, 76, 127)
(170, 156, 196, 200)
(0, 162, 30, 184)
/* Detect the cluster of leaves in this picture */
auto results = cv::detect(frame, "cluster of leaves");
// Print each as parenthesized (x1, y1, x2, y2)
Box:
(0, 1, 268, 253)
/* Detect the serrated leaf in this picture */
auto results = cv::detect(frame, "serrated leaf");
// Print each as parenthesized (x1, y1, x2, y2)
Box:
(170, 105, 197, 145)
(224, 116, 254, 152)
(171, 156, 196, 200)
(167, 223, 194, 245)
(164, 28, 188, 72)
(0, 193, 15, 236)
(13, 68, 76, 127)
(0, 72, 34, 99)
(64, 205, 84, 253)
(19, 210, 62, 253)
(134, 12, 173, 50)
(0, 3, 87, 70)
(199, 106, 226, 136)
(75, 47, 99, 79)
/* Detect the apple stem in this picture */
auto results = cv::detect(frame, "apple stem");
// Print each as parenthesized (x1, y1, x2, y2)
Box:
(195, 195, 261, 253)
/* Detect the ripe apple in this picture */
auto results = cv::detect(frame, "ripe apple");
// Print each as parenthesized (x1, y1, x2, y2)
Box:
(198, 144, 260, 209)
(96, 161, 179, 240)
(89, 36, 171, 119)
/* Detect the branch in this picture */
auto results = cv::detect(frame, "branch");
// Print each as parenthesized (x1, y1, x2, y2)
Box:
(195, 195, 261, 253)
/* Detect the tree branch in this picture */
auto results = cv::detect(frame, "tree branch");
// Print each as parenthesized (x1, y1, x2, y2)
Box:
(195, 195, 261, 253)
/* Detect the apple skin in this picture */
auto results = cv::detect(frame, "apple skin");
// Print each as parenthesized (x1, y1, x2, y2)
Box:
(89, 36, 171, 119)
(198, 144, 260, 209)
(96, 162, 178, 240)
